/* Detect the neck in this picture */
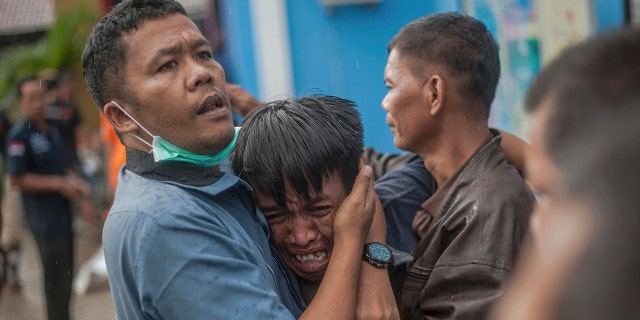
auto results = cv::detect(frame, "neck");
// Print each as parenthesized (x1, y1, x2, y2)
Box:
(418, 122, 490, 188)
(299, 278, 321, 304)
(29, 117, 49, 132)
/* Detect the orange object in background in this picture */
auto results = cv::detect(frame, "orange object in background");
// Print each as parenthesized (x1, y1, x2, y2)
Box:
(99, 114, 126, 206)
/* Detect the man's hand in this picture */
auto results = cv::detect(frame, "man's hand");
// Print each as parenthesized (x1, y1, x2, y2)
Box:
(60, 174, 91, 200)
(333, 165, 376, 244)
(227, 83, 262, 117)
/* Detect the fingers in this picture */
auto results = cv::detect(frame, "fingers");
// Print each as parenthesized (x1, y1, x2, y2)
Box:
(332, 165, 376, 242)
(64, 175, 92, 197)
(351, 165, 373, 203)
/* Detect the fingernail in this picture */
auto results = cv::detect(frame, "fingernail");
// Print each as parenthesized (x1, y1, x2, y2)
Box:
(363, 165, 372, 178)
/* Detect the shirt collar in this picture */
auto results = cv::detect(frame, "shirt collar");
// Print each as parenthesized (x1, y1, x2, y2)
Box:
(125, 147, 223, 187)
(413, 129, 500, 236)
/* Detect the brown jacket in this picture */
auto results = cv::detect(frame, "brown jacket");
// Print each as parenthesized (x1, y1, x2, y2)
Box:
(399, 131, 534, 319)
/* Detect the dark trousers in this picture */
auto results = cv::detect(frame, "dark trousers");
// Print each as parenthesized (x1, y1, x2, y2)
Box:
(34, 233, 74, 320)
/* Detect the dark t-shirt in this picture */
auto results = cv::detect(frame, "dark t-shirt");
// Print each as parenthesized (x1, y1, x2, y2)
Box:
(374, 154, 436, 296)
(46, 100, 81, 166)
(5, 120, 72, 239)
(375, 154, 436, 253)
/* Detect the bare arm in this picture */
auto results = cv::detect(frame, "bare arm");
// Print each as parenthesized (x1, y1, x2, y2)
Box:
(498, 130, 529, 177)
(356, 197, 400, 319)
(300, 166, 376, 320)
(10, 173, 89, 199)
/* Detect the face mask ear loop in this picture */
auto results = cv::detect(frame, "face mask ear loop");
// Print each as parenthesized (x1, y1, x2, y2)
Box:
(110, 101, 154, 150)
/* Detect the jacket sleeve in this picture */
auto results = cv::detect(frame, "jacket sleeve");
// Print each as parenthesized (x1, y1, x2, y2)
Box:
(362, 147, 413, 181)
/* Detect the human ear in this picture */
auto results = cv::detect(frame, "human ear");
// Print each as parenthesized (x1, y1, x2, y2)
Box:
(424, 75, 445, 116)
(103, 101, 139, 134)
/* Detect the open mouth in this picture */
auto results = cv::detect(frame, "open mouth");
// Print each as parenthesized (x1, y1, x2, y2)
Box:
(197, 95, 224, 115)
(290, 250, 331, 279)
(295, 251, 327, 263)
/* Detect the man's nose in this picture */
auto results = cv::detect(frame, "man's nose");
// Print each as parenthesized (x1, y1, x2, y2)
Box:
(381, 95, 390, 112)
(289, 217, 319, 247)
(187, 60, 214, 90)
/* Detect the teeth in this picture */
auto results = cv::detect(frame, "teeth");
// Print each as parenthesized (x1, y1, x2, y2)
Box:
(295, 252, 327, 263)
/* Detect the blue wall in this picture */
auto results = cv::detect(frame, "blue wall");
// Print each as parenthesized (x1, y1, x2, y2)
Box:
(219, 0, 259, 97)
(285, 0, 459, 153)
(594, 0, 625, 32)
(222, 0, 625, 154)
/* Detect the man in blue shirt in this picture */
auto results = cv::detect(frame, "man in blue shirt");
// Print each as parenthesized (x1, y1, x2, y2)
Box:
(82, 1, 386, 318)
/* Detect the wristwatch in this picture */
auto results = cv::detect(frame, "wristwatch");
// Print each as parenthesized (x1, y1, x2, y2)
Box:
(362, 242, 394, 268)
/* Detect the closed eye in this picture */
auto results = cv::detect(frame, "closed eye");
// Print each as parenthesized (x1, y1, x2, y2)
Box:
(309, 206, 332, 217)
(264, 211, 288, 225)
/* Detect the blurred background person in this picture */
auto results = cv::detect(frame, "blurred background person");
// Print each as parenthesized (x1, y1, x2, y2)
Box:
(0, 104, 26, 293)
(42, 70, 99, 241)
(492, 26, 640, 320)
(6, 76, 91, 320)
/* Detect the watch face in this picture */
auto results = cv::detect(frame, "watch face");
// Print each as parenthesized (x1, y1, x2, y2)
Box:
(367, 242, 391, 261)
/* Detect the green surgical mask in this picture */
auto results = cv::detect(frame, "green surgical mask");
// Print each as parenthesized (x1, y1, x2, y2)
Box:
(111, 101, 239, 167)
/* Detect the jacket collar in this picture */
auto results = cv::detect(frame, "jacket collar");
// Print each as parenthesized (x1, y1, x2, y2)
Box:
(414, 129, 504, 236)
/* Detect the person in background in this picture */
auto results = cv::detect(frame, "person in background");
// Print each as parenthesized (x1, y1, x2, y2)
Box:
(6, 76, 90, 320)
(43, 70, 99, 240)
(381, 13, 535, 319)
(492, 27, 640, 320)
(0, 107, 26, 293)
(83, 0, 391, 318)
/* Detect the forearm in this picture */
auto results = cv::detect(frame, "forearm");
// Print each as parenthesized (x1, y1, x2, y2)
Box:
(300, 237, 363, 320)
(301, 165, 375, 319)
(356, 199, 399, 319)
(9, 173, 65, 195)
(497, 129, 529, 176)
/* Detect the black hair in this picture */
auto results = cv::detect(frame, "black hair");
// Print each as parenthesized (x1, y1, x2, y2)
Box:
(524, 27, 640, 165)
(388, 12, 500, 119)
(231, 95, 364, 208)
(16, 76, 39, 98)
(82, 0, 187, 110)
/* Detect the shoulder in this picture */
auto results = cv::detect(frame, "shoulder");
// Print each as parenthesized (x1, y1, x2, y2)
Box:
(463, 141, 532, 200)
(109, 171, 253, 240)
(375, 155, 435, 197)
(7, 121, 29, 139)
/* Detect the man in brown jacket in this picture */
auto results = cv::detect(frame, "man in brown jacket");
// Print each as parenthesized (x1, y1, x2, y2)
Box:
(381, 12, 535, 319)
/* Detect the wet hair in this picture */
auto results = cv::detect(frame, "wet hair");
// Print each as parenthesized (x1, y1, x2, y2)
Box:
(524, 27, 640, 165)
(16, 76, 39, 98)
(231, 95, 364, 208)
(388, 12, 500, 119)
(82, 0, 187, 110)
